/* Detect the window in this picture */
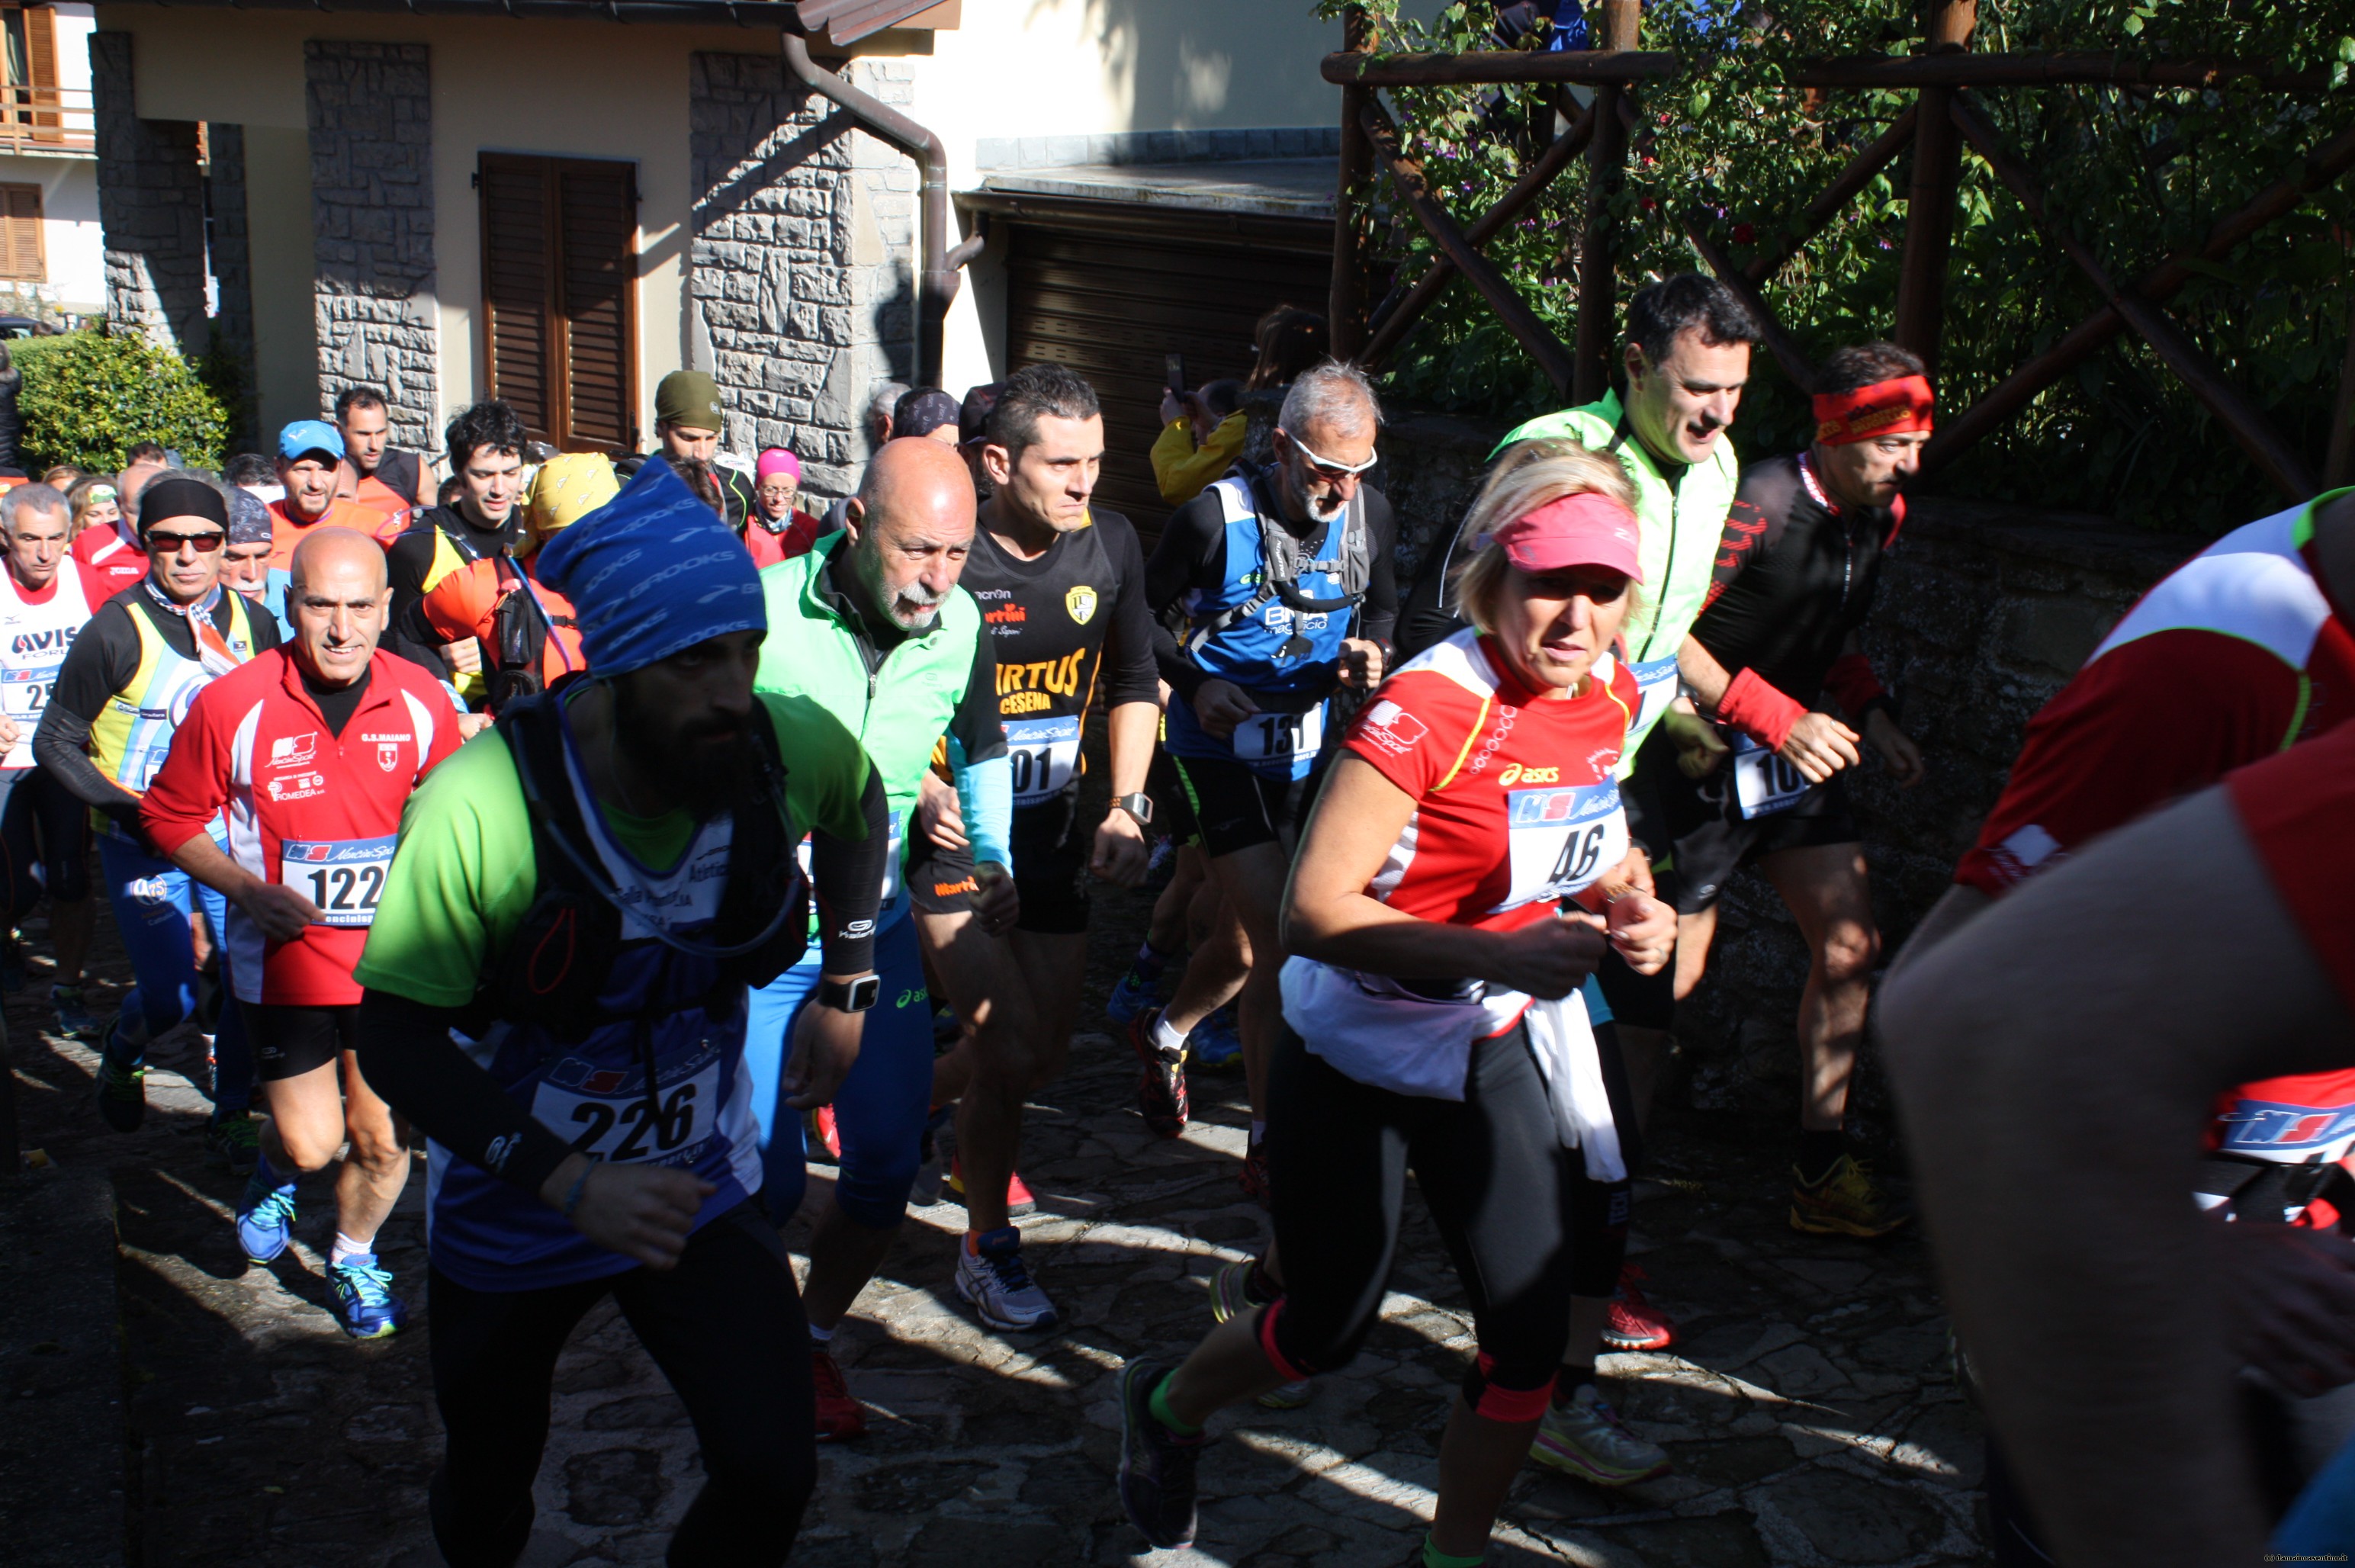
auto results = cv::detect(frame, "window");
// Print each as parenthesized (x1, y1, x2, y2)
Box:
(477, 153, 639, 455)
(0, 5, 59, 143)
(0, 183, 43, 281)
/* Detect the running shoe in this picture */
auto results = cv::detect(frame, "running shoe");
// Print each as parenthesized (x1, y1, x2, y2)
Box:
(1106, 964, 1161, 1027)
(236, 1171, 299, 1264)
(93, 1027, 146, 1133)
(1188, 1007, 1243, 1071)
(1603, 1262, 1675, 1351)
(327, 1253, 410, 1340)
(1239, 1145, 1271, 1209)
(1116, 1360, 1203, 1550)
(805, 1104, 841, 1165)
(1790, 1153, 1913, 1239)
(1206, 1258, 1310, 1407)
(811, 1346, 866, 1441)
(946, 1157, 1036, 1218)
(908, 1106, 953, 1207)
(204, 1113, 261, 1175)
(954, 1226, 1060, 1332)
(1127, 1009, 1188, 1138)
(1530, 1384, 1671, 1486)
(51, 983, 98, 1041)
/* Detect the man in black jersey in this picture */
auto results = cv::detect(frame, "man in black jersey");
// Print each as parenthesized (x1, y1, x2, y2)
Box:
(387, 401, 529, 701)
(1653, 342, 1930, 1237)
(911, 363, 1159, 1331)
(334, 387, 434, 512)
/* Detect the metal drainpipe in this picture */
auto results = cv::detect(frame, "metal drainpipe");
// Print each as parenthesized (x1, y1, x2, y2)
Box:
(781, 32, 956, 387)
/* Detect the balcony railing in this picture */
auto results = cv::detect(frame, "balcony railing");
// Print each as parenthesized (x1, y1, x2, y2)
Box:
(0, 85, 93, 156)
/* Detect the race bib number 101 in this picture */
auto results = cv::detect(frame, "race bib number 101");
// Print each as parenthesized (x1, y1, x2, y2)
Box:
(1006, 715, 1081, 805)
(1731, 735, 1810, 820)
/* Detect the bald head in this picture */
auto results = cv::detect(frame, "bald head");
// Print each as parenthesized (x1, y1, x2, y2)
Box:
(846, 437, 976, 631)
(117, 461, 165, 526)
(288, 526, 391, 687)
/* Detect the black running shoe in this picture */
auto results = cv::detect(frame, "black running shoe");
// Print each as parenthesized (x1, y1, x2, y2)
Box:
(1117, 1360, 1203, 1550)
(1126, 1010, 1188, 1138)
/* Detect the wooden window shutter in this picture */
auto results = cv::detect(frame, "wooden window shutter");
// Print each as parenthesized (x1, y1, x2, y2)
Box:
(554, 162, 637, 454)
(478, 154, 554, 442)
(21, 7, 53, 138)
(0, 184, 42, 280)
(477, 153, 638, 456)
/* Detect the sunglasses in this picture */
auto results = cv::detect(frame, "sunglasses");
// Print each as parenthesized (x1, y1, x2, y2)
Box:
(146, 529, 226, 553)
(1280, 429, 1379, 484)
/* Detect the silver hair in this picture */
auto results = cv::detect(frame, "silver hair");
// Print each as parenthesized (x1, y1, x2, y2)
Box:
(867, 381, 911, 424)
(2, 482, 69, 532)
(1277, 359, 1382, 439)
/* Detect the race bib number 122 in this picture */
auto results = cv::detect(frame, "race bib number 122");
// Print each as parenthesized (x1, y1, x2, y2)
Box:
(280, 835, 396, 927)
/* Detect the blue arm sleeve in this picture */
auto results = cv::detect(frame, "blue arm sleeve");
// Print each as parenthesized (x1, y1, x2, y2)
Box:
(946, 735, 1013, 871)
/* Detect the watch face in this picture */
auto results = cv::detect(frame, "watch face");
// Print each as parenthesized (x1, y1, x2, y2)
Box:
(850, 975, 881, 1011)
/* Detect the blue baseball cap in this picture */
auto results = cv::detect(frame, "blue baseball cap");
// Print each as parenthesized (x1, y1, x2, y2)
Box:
(277, 419, 345, 464)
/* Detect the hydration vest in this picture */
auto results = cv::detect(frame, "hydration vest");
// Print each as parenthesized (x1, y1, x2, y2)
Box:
(484, 557, 583, 715)
(86, 591, 259, 835)
(1180, 468, 1371, 684)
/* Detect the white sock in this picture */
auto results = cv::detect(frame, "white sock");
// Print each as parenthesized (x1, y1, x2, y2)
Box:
(1151, 1014, 1187, 1056)
(329, 1232, 374, 1267)
(1250, 1120, 1267, 1147)
(808, 1321, 835, 1346)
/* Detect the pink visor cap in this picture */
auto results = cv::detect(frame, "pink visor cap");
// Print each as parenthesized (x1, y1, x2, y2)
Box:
(1488, 491, 1644, 583)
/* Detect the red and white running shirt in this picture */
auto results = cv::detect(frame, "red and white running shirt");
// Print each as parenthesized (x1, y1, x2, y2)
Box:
(2231, 718, 2355, 1027)
(71, 522, 146, 598)
(1344, 626, 1639, 932)
(0, 561, 95, 769)
(140, 647, 462, 1006)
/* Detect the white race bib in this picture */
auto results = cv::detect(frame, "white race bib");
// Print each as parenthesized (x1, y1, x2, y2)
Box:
(279, 835, 396, 927)
(1628, 656, 1681, 742)
(1501, 780, 1627, 908)
(1234, 702, 1325, 763)
(1732, 735, 1810, 820)
(2, 660, 60, 725)
(1006, 715, 1081, 805)
(532, 1052, 723, 1165)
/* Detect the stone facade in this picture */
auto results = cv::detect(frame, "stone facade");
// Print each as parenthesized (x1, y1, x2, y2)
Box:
(204, 122, 256, 445)
(91, 31, 210, 356)
(305, 40, 437, 448)
(690, 52, 920, 502)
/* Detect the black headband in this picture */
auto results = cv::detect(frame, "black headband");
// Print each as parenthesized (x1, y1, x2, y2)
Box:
(138, 477, 229, 534)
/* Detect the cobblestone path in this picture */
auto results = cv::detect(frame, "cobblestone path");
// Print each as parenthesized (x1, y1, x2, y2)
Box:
(13, 881, 1990, 1566)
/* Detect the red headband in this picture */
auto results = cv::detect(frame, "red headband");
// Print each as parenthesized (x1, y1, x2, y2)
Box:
(1813, 374, 1935, 445)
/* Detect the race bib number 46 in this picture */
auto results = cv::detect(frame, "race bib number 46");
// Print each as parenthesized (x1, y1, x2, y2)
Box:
(280, 835, 396, 927)
(1234, 702, 1325, 763)
(1006, 715, 1081, 805)
(1731, 735, 1810, 820)
(1501, 780, 1627, 908)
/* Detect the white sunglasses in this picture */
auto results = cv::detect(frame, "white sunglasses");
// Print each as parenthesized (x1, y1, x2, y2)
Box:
(1279, 428, 1379, 482)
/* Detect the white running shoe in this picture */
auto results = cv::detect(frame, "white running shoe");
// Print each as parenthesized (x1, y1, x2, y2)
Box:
(955, 1226, 1060, 1332)
(1528, 1383, 1670, 1486)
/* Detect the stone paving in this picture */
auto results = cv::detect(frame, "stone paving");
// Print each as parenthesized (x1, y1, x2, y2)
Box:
(11, 876, 1992, 1566)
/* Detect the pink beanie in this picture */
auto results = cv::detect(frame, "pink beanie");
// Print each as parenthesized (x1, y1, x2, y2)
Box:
(756, 448, 802, 483)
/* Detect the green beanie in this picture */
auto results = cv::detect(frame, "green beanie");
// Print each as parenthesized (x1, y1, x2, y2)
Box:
(655, 370, 725, 432)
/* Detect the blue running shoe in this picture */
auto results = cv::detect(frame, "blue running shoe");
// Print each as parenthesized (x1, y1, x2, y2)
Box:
(236, 1167, 298, 1264)
(1189, 1007, 1243, 1071)
(328, 1254, 409, 1340)
(1106, 966, 1160, 1027)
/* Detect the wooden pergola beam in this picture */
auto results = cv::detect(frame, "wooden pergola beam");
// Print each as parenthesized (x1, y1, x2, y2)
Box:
(1685, 220, 1817, 390)
(1744, 106, 1917, 286)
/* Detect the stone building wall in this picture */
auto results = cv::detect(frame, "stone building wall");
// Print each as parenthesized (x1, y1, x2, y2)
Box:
(304, 40, 437, 447)
(1365, 410, 2194, 1133)
(689, 52, 919, 502)
(91, 31, 209, 355)
(204, 122, 256, 445)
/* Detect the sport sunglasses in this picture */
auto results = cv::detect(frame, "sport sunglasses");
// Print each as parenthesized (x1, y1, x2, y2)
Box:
(1280, 429, 1380, 484)
(146, 529, 227, 553)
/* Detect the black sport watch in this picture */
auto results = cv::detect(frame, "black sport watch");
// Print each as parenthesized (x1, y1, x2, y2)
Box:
(1113, 792, 1155, 827)
(817, 974, 881, 1013)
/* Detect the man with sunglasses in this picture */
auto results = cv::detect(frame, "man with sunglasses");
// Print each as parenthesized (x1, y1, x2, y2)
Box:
(34, 476, 276, 1137)
(1142, 358, 1397, 1203)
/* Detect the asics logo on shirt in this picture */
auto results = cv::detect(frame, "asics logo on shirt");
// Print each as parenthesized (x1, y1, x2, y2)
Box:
(1496, 763, 1560, 786)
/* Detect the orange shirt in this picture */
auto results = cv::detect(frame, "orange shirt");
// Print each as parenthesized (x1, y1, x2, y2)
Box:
(419, 556, 587, 692)
(265, 498, 385, 572)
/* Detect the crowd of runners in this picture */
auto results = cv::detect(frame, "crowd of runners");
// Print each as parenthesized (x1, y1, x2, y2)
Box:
(9, 270, 2353, 1566)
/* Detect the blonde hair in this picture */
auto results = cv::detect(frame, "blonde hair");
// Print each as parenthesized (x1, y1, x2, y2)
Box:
(1451, 439, 1640, 635)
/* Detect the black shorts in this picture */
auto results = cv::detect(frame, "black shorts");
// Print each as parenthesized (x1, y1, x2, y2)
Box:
(1644, 739, 1862, 917)
(246, 1002, 358, 1083)
(0, 766, 91, 911)
(1145, 744, 1200, 847)
(904, 795, 1095, 934)
(1169, 753, 1322, 860)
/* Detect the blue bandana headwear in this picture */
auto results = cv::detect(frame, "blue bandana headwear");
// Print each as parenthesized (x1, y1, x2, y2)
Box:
(533, 456, 765, 678)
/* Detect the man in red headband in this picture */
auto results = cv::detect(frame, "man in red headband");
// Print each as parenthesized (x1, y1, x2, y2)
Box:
(1640, 342, 1931, 1237)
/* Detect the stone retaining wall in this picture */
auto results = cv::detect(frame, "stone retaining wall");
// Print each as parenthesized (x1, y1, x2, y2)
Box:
(91, 31, 208, 357)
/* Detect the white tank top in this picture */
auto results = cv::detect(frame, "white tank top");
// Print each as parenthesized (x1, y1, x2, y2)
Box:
(0, 562, 92, 768)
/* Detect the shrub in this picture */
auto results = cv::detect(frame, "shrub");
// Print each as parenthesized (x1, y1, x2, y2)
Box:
(17, 326, 230, 474)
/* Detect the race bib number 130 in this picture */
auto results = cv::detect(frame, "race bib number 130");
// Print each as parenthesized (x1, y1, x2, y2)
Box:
(1234, 702, 1325, 763)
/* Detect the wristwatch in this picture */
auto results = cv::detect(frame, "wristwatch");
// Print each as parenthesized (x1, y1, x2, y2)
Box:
(817, 974, 881, 1013)
(1113, 792, 1155, 827)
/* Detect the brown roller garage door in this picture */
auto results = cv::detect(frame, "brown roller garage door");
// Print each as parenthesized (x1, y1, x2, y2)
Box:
(983, 198, 1332, 547)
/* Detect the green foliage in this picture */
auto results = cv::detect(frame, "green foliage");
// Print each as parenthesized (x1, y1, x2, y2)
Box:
(17, 327, 230, 474)
(1322, 0, 2355, 530)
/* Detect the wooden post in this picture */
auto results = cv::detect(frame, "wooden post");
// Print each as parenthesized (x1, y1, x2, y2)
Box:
(1573, 0, 1640, 403)
(1329, 5, 1377, 360)
(1891, 0, 1975, 370)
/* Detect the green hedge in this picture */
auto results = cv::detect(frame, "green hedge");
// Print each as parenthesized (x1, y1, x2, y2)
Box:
(16, 327, 230, 474)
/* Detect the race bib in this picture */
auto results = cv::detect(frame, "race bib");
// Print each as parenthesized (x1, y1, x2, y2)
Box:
(279, 835, 396, 927)
(1234, 702, 1325, 763)
(1501, 779, 1627, 908)
(2, 660, 61, 725)
(1006, 715, 1081, 805)
(532, 1048, 724, 1165)
(1732, 735, 1810, 820)
(1628, 656, 1681, 742)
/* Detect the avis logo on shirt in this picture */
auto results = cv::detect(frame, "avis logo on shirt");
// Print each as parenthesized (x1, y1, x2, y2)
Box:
(269, 732, 320, 770)
(1359, 699, 1428, 756)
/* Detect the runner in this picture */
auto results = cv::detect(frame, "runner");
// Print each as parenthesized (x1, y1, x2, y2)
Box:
(1881, 718, 2355, 1568)
(220, 490, 294, 637)
(33, 475, 272, 1144)
(1647, 342, 1930, 1237)
(1143, 358, 1397, 1202)
(0, 483, 100, 1039)
(747, 448, 822, 567)
(268, 421, 385, 567)
(71, 458, 163, 599)
(629, 371, 752, 528)
(1152, 377, 1247, 505)
(386, 401, 528, 698)
(1117, 454, 1675, 1557)
(353, 458, 887, 1565)
(909, 363, 1157, 1332)
(140, 528, 461, 1335)
(416, 451, 607, 714)
(65, 475, 118, 545)
(745, 435, 1011, 1440)
(334, 387, 434, 518)
(892, 387, 964, 447)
